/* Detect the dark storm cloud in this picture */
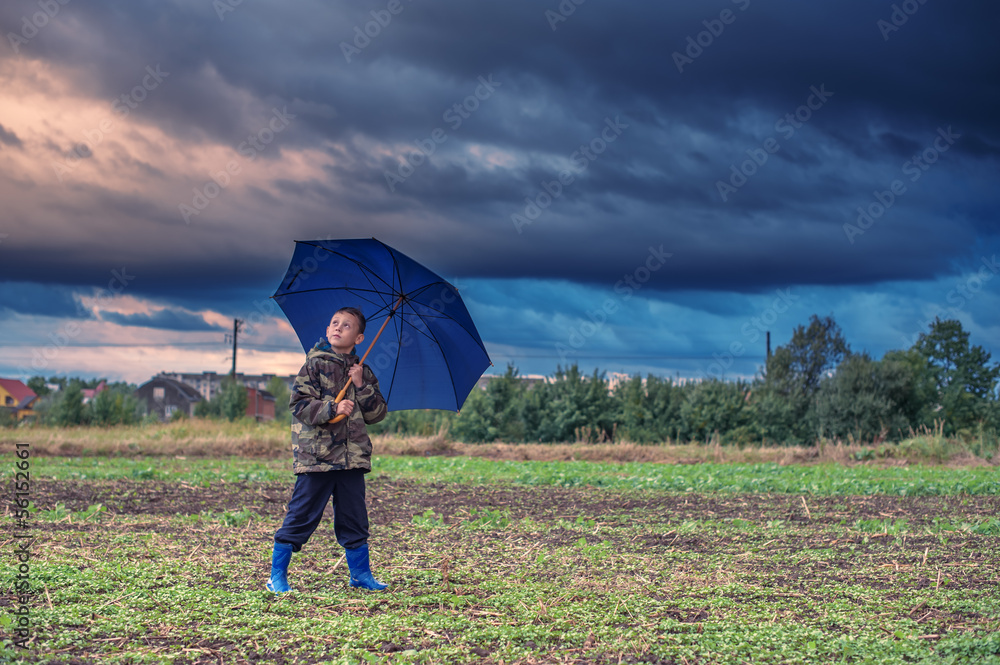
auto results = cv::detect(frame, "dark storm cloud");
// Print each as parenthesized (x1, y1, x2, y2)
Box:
(0, 283, 88, 319)
(98, 308, 223, 332)
(0, 123, 22, 148)
(1, 0, 998, 303)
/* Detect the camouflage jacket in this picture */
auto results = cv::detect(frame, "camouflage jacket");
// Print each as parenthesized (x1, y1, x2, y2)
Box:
(289, 340, 387, 474)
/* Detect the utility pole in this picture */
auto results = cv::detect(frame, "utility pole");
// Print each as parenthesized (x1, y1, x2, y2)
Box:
(766, 331, 771, 362)
(230, 319, 244, 379)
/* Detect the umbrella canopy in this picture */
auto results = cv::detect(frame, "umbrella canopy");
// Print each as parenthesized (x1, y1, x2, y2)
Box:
(272, 238, 491, 412)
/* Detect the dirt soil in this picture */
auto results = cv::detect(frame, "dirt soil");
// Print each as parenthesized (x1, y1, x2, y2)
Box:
(18, 478, 1000, 664)
(31, 476, 1000, 527)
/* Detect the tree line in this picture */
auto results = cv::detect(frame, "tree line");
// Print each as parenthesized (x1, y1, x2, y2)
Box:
(7, 315, 998, 449)
(372, 315, 1000, 447)
(4, 376, 293, 427)
(11, 377, 146, 427)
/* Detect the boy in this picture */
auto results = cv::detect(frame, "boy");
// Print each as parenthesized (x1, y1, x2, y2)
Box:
(267, 306, 389, 593)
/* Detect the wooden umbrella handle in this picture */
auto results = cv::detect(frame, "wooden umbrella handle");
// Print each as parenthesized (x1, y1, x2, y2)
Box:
(330, 295, 403, 423)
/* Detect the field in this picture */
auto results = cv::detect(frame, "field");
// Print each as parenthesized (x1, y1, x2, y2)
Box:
(3, 431, 1000, 664)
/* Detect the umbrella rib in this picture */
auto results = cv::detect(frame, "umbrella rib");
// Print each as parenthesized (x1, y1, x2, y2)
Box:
(397, 312, 439, 345)
(416, 313, 461, 411)
(373, 238, 404, 305)
(274, 287, 395, 323)
(295, 238, 398, 311)
(381, 306, 404, 407)
(403, 284, 491, 357)
(296, 241, 397, 296)
(276, 286, 394, 298)
(284, 269, 304, 291)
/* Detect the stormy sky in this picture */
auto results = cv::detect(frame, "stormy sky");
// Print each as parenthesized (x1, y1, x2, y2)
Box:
(1, 0, 998, 388)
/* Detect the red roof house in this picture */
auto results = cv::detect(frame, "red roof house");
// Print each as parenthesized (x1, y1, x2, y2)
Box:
(81, 380, 107, 404)
(0, 378, 39, 421)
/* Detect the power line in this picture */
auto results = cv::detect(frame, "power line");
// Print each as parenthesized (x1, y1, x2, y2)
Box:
(491, 353, 768, 361)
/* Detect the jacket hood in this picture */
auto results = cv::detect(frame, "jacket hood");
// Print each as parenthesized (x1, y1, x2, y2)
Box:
(307, 338, 359, 364)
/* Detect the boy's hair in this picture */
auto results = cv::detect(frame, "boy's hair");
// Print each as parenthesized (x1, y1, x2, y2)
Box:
(334, 306, 366, 334)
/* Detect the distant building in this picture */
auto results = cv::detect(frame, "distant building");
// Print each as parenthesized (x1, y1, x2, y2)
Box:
(156, 371, 296, 402)
(246, 387, 276, 422)
(137, 375, 280, 422)
(606, 372, 631, 393)
(81, 380, 107, 404)
(134, 377, 203, 421)
(0, 378, 39, 421)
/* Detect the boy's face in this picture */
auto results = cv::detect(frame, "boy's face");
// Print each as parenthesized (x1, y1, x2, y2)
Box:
(326, 311, 364, 354)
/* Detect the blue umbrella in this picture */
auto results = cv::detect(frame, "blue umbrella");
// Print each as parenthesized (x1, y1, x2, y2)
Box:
(272, 238, 491, 417)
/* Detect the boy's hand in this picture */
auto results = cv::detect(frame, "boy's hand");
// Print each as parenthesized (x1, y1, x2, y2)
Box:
(334, 399, 355, 418)
(347, 364, 364, 388)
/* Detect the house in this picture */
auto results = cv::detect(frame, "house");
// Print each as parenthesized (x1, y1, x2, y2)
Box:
(246, 387, 276, 422)
(156, 371, 296, 402)
(0, 378, 39, 421)
(81, 380, 107, 404)
(134, 377, 203, 421)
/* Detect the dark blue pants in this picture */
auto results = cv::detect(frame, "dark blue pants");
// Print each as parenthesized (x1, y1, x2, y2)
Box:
(274, 469, 369, 552)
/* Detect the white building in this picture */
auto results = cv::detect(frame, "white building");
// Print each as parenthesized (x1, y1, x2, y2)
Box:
(156, 371, 296, 402)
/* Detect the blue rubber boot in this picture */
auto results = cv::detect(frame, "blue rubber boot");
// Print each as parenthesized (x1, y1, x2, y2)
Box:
(266, 541, 294, 593)
(345, 543, 388, 591)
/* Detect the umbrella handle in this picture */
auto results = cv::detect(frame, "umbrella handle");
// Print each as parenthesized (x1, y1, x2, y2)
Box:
(330, 294, 403, 424)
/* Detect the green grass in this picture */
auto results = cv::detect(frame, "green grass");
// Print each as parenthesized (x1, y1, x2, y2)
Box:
(9, 497, 1000, 664)
(20, 455, 1000, 496)
(5, 455, 1000, 663)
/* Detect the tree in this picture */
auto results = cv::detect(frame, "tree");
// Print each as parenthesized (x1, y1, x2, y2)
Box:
(194, 397, 221, 418)
(218, 378, 249, 422)
(266, 376, 292, 426)
(880, 348, 938, 429)
(449, 382, 495, 442)
(48, 381, 87, 426)
(535, 365, 614, 443)
(614, 375, 652, 442)
(90, 387, 122, 426)
(911, 318, 1000, 433)
(89, 383, 142, 426)
(645, 375, 684, 442)
(768, 314, 851, 395)
(26, 376, 50, 398)
(450, 365, 527, 442)
(679, 379, 753, 443)
(815, 353, 914, 442)
(761, 314, 851, 443)
(46, 376, 68, 391)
